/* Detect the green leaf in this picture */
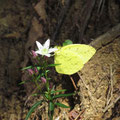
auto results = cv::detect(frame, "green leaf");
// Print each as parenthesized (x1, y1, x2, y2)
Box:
(21, 66, 33, 70)
(41, 73, 45, 76)
(36, 75, 41, 80)
(62, 40, 73, 46)
(47, 77, 51, 81)
(45, 93, 52, 100)
(55, 102, 70, 108)
(25, 100, 44, 120)
(19, 81, 26, 85)
(40, 70, 50, 77)
(51, 89, 66, 94)
(49, 102, 54, 111)
(37, 66, 41, 70)
(32, 93, 38, 96)
(45, 93, 49, 99)
(53, 93, 74, 99)
(48, 64, 60, 67)
(45, 70, 50, 73)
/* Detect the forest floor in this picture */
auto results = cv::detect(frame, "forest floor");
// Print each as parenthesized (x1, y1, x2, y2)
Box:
(0, 37, 120, 120)
(0, 0, 120, 120)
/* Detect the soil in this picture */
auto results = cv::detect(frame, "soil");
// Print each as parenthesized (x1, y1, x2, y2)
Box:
(77, 38, 120, 120)
(0, 0, 120, 120)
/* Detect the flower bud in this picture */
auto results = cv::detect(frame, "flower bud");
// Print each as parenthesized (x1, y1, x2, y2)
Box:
(28, 69, 34, 75)
(41, 77, 46, 83)
(50, 82, 53, 89)
(31, 50, 37, 58)
(34, 67, 38, 74)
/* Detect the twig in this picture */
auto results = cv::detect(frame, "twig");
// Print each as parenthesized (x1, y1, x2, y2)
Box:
(106, 65, 115, 106)
(78, 73, 94, 102)
(32, 104, 45, 120)
(78, 73, 97, 112)
(24, 87, 38, 106)
(90, 23, 120, 50)
(103, 96, 120, 113)
(103, 65, 117, 113)
(9, 114, 15, 120)
(93, 78, 102, 93)
(74, 109, 86, 120)
(69, 76, 77, 90)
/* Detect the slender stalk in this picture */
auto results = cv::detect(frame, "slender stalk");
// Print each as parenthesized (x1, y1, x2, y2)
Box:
(34, 77, 41, 93)
(43, 59, 53, 120)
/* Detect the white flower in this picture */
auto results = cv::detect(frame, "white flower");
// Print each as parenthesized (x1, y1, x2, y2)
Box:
(55, 116, 60, 120)
(35, 39, 58, 57)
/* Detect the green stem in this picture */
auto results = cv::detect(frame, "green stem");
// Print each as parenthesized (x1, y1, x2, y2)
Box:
(48, 101, 53, 120)
(43, 57, 54, 120)
(34, 78, 41, 93)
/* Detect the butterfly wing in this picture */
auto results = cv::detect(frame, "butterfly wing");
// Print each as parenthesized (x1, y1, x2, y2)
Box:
(55, 49, 84, 75)
(62, 44, 96, 64)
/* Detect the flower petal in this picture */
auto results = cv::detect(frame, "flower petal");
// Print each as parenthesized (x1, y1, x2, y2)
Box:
(48, 48, 58, 53)
(36, 41, 43, 50)
(45, 53, 51, 57)
(35, 50, 42, 55)
(44, 39, 50, 49)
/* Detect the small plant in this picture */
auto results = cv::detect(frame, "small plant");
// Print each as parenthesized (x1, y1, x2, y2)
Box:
(22, 39, 74, 120)
(22, 39, 96, 120)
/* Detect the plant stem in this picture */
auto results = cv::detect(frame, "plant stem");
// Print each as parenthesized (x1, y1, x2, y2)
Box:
(43, 58, 54, 120)
(34, 78, 41, 93)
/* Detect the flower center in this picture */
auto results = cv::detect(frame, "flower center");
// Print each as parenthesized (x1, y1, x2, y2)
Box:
(42, 48, 48, 55)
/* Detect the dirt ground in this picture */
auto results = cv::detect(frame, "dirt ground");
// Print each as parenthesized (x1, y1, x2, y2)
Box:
(0, 0, 120, 120)
(0, 36, 120, 120)
(76, 38, 120, 120)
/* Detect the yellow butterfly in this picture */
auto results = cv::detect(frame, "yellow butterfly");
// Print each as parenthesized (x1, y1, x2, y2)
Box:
(54, 44, 96, 75)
